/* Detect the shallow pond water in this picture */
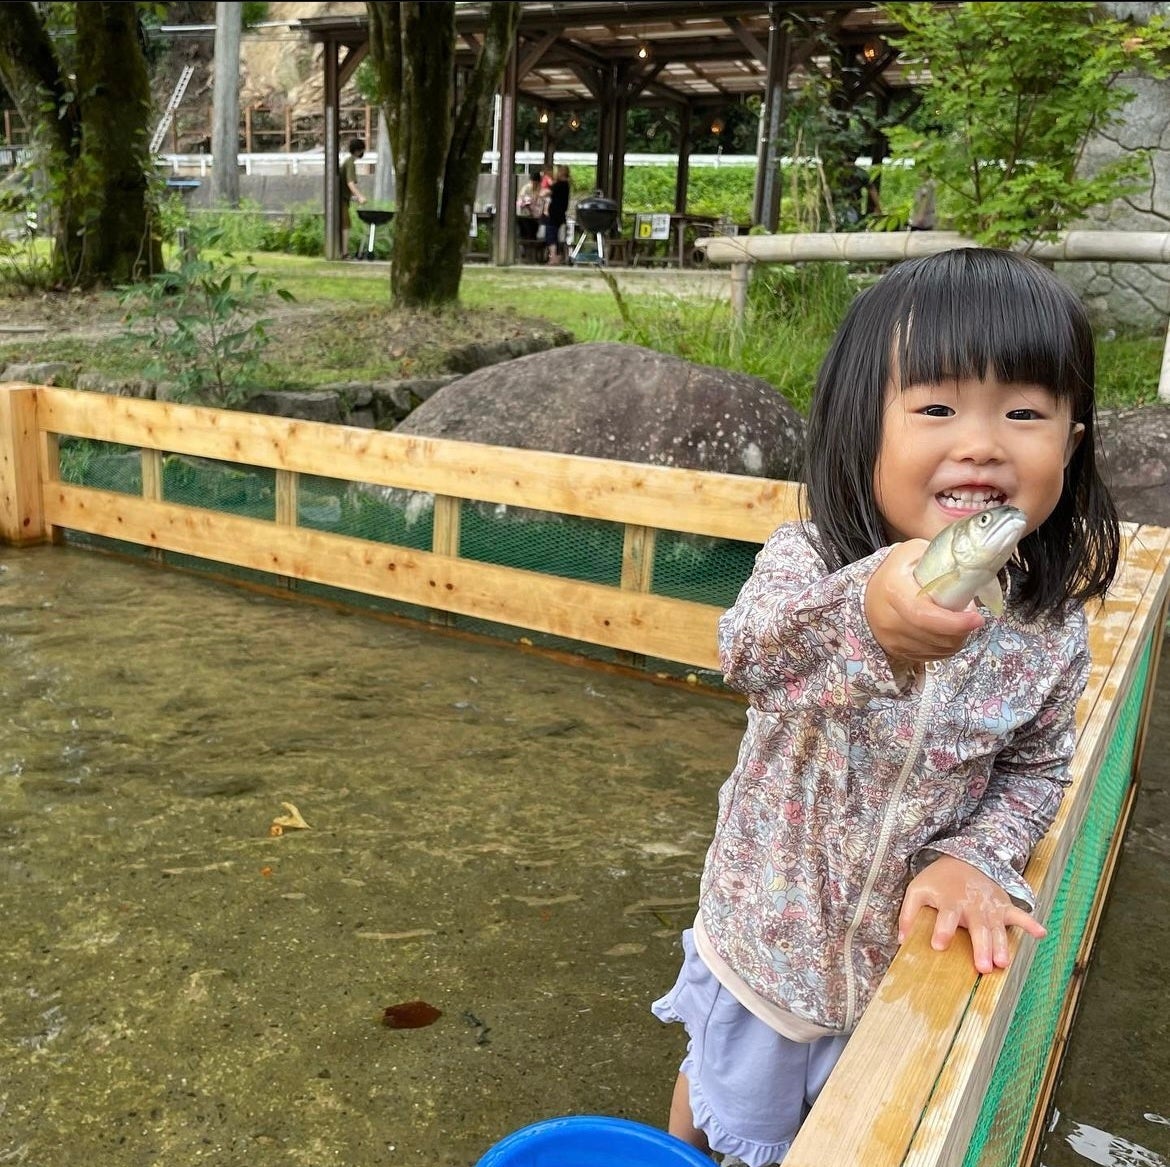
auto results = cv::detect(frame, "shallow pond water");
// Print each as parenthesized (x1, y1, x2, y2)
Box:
(0, 545, 1166, 1167)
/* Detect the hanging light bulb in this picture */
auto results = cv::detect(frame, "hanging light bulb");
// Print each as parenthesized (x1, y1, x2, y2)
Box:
(538, 109, 549, 125)
(711, 117, 725, 135)
(637, 41, 651, 60)
(862, 38, 884, 63)
(569, 112, 581, 131)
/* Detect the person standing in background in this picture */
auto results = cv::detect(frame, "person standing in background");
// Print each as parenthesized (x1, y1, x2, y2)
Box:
(340, 137, 367, 258)
(516, 168, 546, 254)
(546, 165, 571, 265)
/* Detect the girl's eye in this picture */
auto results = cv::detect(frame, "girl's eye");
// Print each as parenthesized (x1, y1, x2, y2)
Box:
(920, 404, 954, 417)
(1006, 408, 1042, 420)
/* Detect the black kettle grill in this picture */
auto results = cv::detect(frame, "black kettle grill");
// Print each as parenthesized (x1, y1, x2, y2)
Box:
(571, 192, 619, 265)
(355, 207, 395, 260)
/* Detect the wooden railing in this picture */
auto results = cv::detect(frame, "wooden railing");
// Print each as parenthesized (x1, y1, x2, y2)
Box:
(0, 385, 800, 671)
(1, 382, 1167, 1166)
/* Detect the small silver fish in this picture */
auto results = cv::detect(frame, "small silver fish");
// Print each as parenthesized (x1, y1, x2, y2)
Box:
(913, 505, 1027, 616)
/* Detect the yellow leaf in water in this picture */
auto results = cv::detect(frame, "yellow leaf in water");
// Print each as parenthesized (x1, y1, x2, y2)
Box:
(271, 801, 310, 830)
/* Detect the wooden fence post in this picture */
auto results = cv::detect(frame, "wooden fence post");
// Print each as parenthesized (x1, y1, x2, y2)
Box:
(0, 384, 47, 546)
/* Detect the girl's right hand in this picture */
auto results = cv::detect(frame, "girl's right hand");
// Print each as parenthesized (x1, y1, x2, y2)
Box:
(865, 541, 985, 670)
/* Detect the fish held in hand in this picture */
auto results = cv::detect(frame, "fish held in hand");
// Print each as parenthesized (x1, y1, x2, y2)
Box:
(913, 505, 1027, 616)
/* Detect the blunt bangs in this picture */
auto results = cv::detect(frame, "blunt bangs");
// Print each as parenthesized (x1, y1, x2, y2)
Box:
(889, 249, 1096, 417)
(802, 247, 1118, 616)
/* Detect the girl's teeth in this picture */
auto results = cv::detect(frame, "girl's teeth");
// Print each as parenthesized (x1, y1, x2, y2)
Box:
(941, 490, 1003, 507)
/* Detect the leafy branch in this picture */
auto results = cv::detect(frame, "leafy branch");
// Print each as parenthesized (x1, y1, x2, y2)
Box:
(881, 1, 1170, 247)
(120, 229, 294, 407)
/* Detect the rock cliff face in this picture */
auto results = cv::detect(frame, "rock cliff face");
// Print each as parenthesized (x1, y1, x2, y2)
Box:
(238, 1, 364, 112)
(153, 1, 365, 153)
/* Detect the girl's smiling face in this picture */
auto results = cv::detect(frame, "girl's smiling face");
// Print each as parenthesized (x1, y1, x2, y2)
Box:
(873, 375, 1084, 545)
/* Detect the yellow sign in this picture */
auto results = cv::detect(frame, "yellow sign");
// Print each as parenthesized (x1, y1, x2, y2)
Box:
(635, 212, 671, 241)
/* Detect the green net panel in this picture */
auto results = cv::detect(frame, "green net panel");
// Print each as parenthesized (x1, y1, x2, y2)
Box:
(961, 638, 1151, 1167)
(57, 442, 759, 682)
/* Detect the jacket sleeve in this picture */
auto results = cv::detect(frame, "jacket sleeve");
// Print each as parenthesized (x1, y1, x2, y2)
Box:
(914, 615, 1090, 909)
(719, 523, 905, 710)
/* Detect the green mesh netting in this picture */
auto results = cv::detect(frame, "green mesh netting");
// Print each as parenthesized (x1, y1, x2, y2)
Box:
(57, 441, 757, 681)
(961, 639, 1151, 1167)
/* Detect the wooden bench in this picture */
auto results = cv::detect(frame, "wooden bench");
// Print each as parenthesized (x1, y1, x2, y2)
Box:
(1, 382, 1166, 1166)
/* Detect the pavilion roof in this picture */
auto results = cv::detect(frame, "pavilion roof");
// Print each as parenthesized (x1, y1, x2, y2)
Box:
(298, 2, 927, 114)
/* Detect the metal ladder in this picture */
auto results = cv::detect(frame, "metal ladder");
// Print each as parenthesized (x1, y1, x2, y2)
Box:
(150, 64, 196, 154)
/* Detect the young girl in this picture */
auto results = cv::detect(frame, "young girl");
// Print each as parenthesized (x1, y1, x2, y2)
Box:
(652, 248, 1120, 1166)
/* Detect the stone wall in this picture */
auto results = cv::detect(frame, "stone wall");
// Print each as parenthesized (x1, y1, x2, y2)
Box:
(1058, 2, 1170, 331)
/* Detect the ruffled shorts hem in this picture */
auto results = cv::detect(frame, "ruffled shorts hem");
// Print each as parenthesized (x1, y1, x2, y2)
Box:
(651, 990, 791, 1167)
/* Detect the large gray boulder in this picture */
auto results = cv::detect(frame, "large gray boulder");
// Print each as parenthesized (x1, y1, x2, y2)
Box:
(1096, 403, 1170, 527)
(393, 341, 805, 480)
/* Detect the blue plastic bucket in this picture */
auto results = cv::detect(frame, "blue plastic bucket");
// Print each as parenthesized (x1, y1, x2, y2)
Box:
(475, 1115, 714, 1166)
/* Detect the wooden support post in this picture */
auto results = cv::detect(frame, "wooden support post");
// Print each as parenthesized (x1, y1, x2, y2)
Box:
(674, 105, 692, 216)
(0, 384, 47, 546)
(141, 447, 164, 563)
(430, 494, 461, 625)
(617, 523, 656, 667)
(730, 262, 749, 332)
(495, 41, 519, 267)
(275, 468, 298, 528)
(274, 468, 298, 589)
(1158, 311, 1170, 403)
(754, 14, 789, 229)
(323, 40, 342, 260)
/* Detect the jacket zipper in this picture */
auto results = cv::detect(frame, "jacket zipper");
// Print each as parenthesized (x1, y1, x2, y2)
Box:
(841, 663, 937, 1030)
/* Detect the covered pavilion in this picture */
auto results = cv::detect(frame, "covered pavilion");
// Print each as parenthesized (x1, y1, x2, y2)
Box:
(300, 2, 925, 261)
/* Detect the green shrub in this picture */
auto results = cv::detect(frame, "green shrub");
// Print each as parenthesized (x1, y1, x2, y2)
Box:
(597, 261, 858, 413)
(119, 228, 294, 407)
(189, 200, 271, 252)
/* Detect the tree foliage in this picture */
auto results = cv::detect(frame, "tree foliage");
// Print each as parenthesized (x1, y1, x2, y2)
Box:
(0, 2, 163, 286)
(881, 1, 1170, 246)
(367, 1, 519, 307)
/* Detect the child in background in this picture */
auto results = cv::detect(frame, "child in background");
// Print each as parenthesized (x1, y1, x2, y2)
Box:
(652, 248, 1120, 1166)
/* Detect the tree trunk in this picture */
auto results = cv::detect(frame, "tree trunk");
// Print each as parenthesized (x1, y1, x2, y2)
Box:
(0, 2, 162, 287)
(74, 3, 164, 283)
(0, 2, 80, 274)
(368, 1, 518, 308)
(211, 2, 242, 206)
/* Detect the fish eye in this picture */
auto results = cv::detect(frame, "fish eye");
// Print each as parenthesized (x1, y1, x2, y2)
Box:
(977, 512, 992, 526)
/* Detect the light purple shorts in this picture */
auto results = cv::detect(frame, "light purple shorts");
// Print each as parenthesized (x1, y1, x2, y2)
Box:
(651, 930, 849, 1167)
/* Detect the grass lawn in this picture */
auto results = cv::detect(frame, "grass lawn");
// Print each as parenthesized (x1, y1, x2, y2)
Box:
(0, 251, 1161, 411)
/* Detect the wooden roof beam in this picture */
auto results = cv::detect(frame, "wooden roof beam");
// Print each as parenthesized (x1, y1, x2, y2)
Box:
(518, 29, 560, 75)
(724, 15, 768, 62)
(623, 59, 668, 101)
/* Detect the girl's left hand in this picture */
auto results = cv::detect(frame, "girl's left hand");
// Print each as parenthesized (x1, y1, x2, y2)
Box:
(897, 854, 1046, 974)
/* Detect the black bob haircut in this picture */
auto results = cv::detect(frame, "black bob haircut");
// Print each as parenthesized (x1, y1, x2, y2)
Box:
(802, 248, 1119, 619)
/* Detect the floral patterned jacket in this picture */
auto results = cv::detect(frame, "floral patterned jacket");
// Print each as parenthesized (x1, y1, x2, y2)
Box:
(699, 522, 1089, 1035)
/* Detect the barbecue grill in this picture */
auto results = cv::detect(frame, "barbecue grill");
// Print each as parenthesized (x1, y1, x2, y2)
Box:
(355, 207, 394, 260)
(570, 193, 619, 265)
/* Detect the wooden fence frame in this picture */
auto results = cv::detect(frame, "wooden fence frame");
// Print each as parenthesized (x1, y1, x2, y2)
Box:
(1, 382, 1168, 1166)
(696, 230, 1170, 404)
(0, 385, 801, 670)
